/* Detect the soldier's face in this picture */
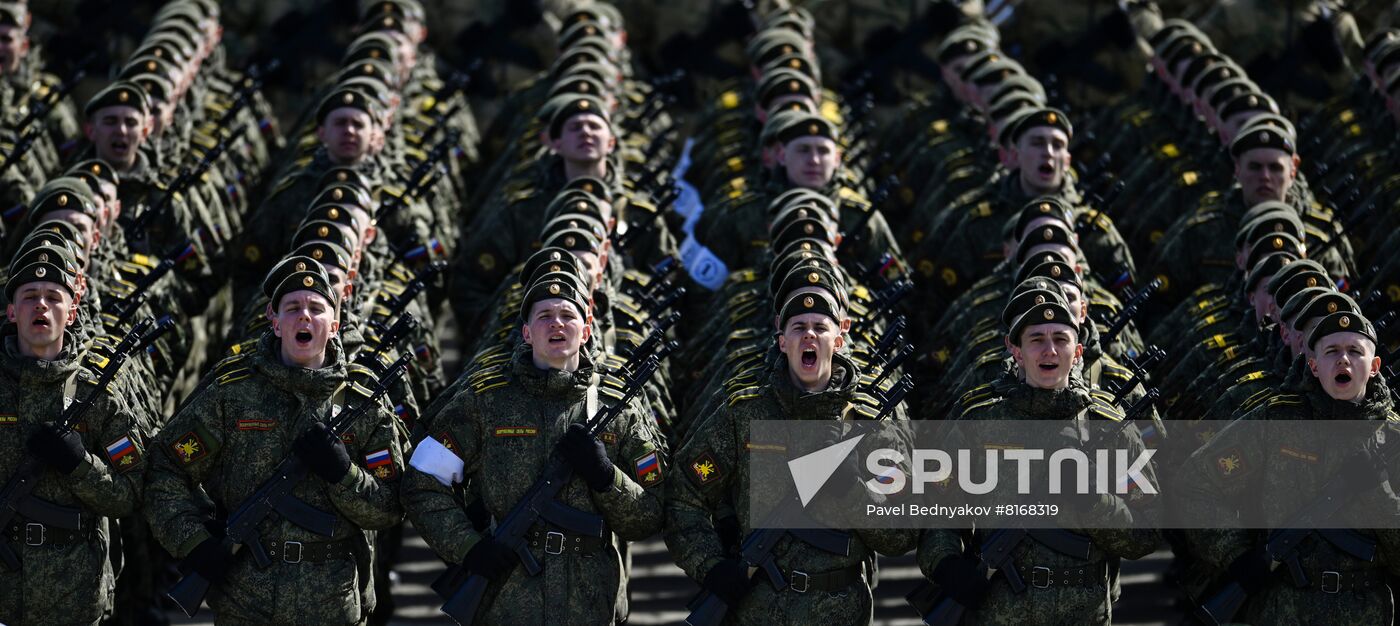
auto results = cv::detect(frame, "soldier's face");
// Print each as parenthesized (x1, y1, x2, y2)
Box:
(1061, 284, 1088, 324)
(324, 265, 354, 304)
(97, 180, 120, 224)
(1011, 324, 1082, 390)
(317, 108, 375, 165)
(777, 311, 845, 391)
(1309, 332, 1380, 402)
(1235, 148, 1296, 206)
(780, 137, 841, 190)
(522, 299, 591, 371)
(1014, 128, 1070, 194)
(273, 291, 340, 369)
(1247, 278, 1275, 324)
(7, 282, 76, 353)
(0, 24, 27, 74)
(85, 106, 150, 170)
(47, 209, 97, 261)
(551, 113, 615, 163)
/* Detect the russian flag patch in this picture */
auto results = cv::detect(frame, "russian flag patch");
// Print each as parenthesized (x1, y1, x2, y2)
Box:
(633, 450, 662, 486)
(105, 435, 142, 472)
(364, 448, 396, 480)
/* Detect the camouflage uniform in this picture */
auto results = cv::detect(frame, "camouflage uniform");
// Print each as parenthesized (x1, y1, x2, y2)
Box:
(402, 343, 667, 624)
(0, 333, 144, 625)
(144, 334, 404, 624)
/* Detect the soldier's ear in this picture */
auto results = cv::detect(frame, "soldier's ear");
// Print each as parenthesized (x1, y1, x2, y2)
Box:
(580, 321, 592, 344)
(5, 304, 13, 323)
(1074, 343, 1084, 361)
(1290, 154, 1301, 177)
(520, 324, 531, 344)
(82, 122, 95, 142)
(1308, 358, 1318, 378)
(1370, 355, 1382, 377)
(330, 318, 340, 335)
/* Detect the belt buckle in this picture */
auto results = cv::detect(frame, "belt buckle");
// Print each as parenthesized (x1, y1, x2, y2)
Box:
(544, 531, 565, 555)
(1031, 566, 1052, 589)
(1321, 570, 1341, 594)
(24, 523, 44, 546)
(283, 541, 303, 564)
(789, 570, 809, 593)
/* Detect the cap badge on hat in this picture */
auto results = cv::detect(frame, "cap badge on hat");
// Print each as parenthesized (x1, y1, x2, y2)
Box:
(582, 183, 594, 193)
(1034, 295, 1046, 304)
(34, 267, 45, 278)
(1306, 277, 1318, 287)
(965, 41, 976, 52)
(147, 60, 157, 71)
(782, 45, 794, 54)
(1328, 302, 1339, 313)
(1272, 237, 1283, 249)
(808, 123, 819, 134)
(788, 80, 799, 92)
(1039, 202, 1051, 213)
(91, 164, 101, 174)
(565, 236, 577, 247)
(328, 208, 340, 219)
(370, 49, 381, 58)
(118, 91, 129, 103)
(362, 63, 372, 74)
(803, 224, 814, 235)
(548, 251, 562, 261)
(801, 242, 812, 250)
(317, 226, 330, 237)
(803, 296, 815, 308)
(57, 194, 67, 207)
(37, 253, 48, 262)
(549, 263, 560, 272)
(1046, 112, 1057, 124)
(1050, 266, 1062, 277)
(1043, 227, 1053, 241)
(578, 99, 590, 109)
(383, 17, 393, 27)
(1248, 95, 1258, 106)
(807, 272, 819, 284)
(1034, 280, 1047, 289)
(303, 276, 314, 287)
(332, 189, 344, 200)
(789, 59, 800, 68)
(312, 249, 323, 259)
(577, 201, 588, 210)
(1340, 315, 1352, 328)
(336, 172, 348, 182)
(343, 93, 354, 104)
(1043, 308, 1054, 320)
(579, 82, 590, 92)
(295, 261, 307, 271)
(1258, 131, 1269, 143)
(548, 284, 561, 295)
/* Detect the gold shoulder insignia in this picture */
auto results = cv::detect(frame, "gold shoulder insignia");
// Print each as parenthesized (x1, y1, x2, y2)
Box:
(217, 367, 252, 386)
(727, 386, 763, 407)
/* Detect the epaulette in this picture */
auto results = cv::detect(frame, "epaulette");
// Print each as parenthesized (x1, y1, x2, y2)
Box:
(848, 393, 882, 420)
(836, 187, 872, 213)
(960, 395, 1003, 416)
(726, 385, 763, 407)
(627, 197, 657, 215)
(966, 199, 994, 219)
(715, 90, 743, 110)
(1266, 393, 1305, 408)
(217, 365, 253, 386)
(267, 174, 300, 198)
(1177, 171, 1200, 187)
(1102, 361, 1133, 382)
(956, 382, 995, 409)
(1074, 209, 1114, 233)
(1087, 390, 1125, 421)
(507, 187, 539, 205)
(974, 348, 1005, 367)
(469, 364, 509, 395)
(1239, 388, 1275, 413)
(598, 372, 628, 401)
(345, 364, 377, 398)
(1153, 142, 1181, 160)
(1233, 370, 1269, 386)
(971, 289, 1007, 309)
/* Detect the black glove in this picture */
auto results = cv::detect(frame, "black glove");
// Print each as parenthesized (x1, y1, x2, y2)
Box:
(465, 496, 492, 533)
(462, 536, 516, 582)
(715, 514, 742, 556)
(557, 423, 614, 492)
(186, 536, 234, 584)
(1226, 547, 1274, 595)
(702, 558, 754, 606)
(931, 554, 991, 609)
(27, 425, 86, 475)
(293, 422, 351, 484)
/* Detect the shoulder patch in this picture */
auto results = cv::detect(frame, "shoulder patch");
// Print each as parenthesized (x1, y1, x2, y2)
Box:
(688, 450, 722, 487)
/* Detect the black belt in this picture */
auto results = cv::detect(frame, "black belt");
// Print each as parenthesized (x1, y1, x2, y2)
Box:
(6, 520, 86, 546)
(1300, 568, 1388, 594)
(777, 564, 864, 593)
(259, 538, 356, 564)
(1014, 561, 1108, 589)
(527, 525, 606, 556)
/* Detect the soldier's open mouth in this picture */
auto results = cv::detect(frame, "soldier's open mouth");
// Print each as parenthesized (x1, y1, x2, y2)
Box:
(548, 332, 566, 343)
(1038, 363, 1058, 371)
(295, 330, 313, 344)
(1038, 164, 1054, 175)
(32, 317, 49, 328)
(1335, 372, 1353, 385)
(800, 349, 817, 368)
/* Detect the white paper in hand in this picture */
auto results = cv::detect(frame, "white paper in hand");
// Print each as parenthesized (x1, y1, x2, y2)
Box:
(408, 436, 465, 487)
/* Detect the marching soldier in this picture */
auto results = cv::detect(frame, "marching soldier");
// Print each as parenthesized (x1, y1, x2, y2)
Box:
(402, 268, 667, 623)
(144, 268, 405, 623)
(0, 256, 145, 625)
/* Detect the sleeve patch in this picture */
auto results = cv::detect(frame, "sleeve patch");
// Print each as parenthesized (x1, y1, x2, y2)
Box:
(688, 451, 722, 487)
(170, 431, 208, 464)
(365, 448, 397, 480)
(634, 450, 663, 486)
(1216, 447, 1246, 478)
(105, 435, 142, 473)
